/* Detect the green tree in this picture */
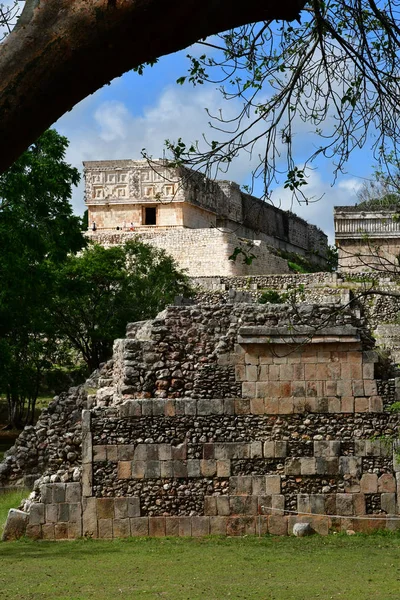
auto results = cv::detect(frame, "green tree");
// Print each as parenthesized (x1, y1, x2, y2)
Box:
(52, 240, 192, 373)
(0, 130, 85, 428)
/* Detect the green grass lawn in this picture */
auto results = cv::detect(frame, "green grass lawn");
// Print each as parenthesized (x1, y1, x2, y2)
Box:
(0, 533, 399, 599)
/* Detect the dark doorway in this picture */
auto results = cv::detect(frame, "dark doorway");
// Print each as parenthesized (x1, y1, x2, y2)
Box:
(144, 207, 157, 225)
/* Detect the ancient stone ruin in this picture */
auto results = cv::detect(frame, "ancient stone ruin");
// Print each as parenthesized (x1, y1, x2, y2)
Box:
(85, 159, 328, 276)
(2, 279, 400, 539)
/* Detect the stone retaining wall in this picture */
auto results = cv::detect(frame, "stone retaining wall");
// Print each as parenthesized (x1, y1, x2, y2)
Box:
(13, 302, 400, 539)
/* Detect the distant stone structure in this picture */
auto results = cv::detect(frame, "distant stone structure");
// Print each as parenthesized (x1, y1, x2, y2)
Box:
(84, 160, 328, 276)
(334, 205, 400, 272)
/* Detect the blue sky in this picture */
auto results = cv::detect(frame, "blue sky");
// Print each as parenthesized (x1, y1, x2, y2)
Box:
(3, 2, 376, 243)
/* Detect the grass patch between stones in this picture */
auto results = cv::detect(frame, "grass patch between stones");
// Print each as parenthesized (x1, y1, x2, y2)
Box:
(1, 533, 400, 599)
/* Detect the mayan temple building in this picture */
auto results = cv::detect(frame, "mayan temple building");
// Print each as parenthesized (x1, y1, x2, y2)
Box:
(334, 204, 400, 272)
(84, 159, 328, 276)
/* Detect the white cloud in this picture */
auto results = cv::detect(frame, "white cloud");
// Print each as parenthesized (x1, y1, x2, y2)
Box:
(269, 170, 361, 244)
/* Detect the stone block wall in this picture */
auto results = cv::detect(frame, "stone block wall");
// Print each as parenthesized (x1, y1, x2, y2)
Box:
(18, 302, 400, 539)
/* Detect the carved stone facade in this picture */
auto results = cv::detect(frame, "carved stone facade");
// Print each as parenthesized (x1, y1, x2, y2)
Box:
(334, 206, 400, 272)
(85, 160, 328, 276)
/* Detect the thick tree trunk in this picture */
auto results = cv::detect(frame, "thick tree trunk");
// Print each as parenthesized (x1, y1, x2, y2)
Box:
(0, 0, 306, 174)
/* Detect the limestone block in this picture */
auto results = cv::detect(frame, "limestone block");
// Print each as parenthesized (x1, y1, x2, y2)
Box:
(352, 380, 364, 397)
(82, 463, 93, 497)
(285, 458, 301, 475)
(26, 525, 41, 540)
(1, 509, 28, 541)
(128, 497, 141, 518)
(58, 503, 70, 523)
(336, 494, 354, 516)
(250, 398, 265, 414)
(98, 519, 113, 539)
(300, 457, 316, 475)
(297, 494, 311, 514)
(118, 445, 135, 461)
(149, 517, 166, 537)
(133, 444, 147, 461)
(161, 461, 173, 478)
(200, 460, 217, 477)
(65, 483, 81, 503)
(324, 495, 336, 515)
(45, 504, 58, 524)
(264, 398, 279, 414)
(271, 495, 285, 514)
(216, 496, 230, 516)
(252, 476, 266, 496)
(362, 363, 375, 380)
(178, 517, 191, 536)
(265, 475, 281, 495)
(381, 493, 396, 514)
(210, 516, 228, 535)
(82, 497, 97, 538)
(41, 524, 55, 540)
(364, 380, 377, 396)
(191, 517, 210, 537)
(53, 483, 66, 503)
(250, 441, 263, 458)
(172, 442, 187, 460)
(68, 520, 82, 539)
(293, 522, 314, 537)
(184, 399, 197, 415)
(157, 444, 172, 461)
(314, 441, 340, 457)
(278, 398, 294, 414)
(113, 519, 130, 538)
(229, 476, 252, 495)
(267, 516, 288, 536)
(378, 474, 396, 493)
(369, 396, 383, 412)
(173, 460, 188, 478)
(118, 461, 132, 479)
(216, 460, 231, 478)
(29, 503, 45, 526)
(229, 496, 258, 516)
(226, 517, 256, 536)
(339, 456, 362, 478)
(203, 443, 214, 459)
(365, 439, 382, 456)
(223, 398, 235, 415)
(204, 496, 217, 516)
(340, 397, 354, 413)
(69, 503, 82, 523)
(242, 382, 256, 398)
(353, 493, 366, 515)
(235, 398, 251, 414)
(93, 445, 107, 461)
(132, 461, 146, 479)
(81, 409, 91, 433)
(130, 517, 149, 537)
(165, 518, 179, 536)
(114, 498, 128, 519)
(360, 473, 378, 494)
(354, 397, 369, 413)
(55, 523, 69, 540)
(40, 484, 53, 504)
(275, 441, 288, 458)
(96, 498, 114, 520)
(82, 433, 92, 465)
(263, 441, 275, 458)
(310, 494, 325, 515)
(106, 445, 118, 461)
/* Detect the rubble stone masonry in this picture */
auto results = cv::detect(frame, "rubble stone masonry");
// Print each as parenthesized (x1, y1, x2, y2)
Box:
(4, 301, 399, 540)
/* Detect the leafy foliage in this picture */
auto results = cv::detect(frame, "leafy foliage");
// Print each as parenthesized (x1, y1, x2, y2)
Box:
(0, 130, 85, 427)
(52, 240, 193, 372)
